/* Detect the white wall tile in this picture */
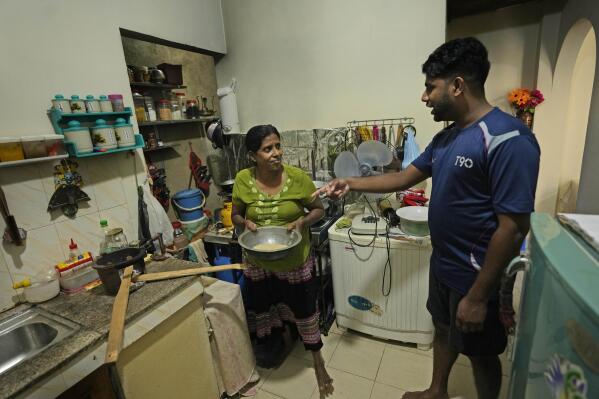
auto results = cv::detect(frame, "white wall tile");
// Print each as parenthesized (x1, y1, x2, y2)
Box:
(55, 212, 104, 258)
(0, 260, 19, 311)
(83, 156, 127, 210)
(100, 205, 136, 243)
(1, 224, 64, 279)
(0, 164, 52, 231)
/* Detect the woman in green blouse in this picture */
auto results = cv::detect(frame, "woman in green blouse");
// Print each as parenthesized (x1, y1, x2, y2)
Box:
(232, 125, 333, 397)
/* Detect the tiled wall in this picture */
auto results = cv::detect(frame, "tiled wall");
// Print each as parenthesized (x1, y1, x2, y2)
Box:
(0, 151, 147, 311)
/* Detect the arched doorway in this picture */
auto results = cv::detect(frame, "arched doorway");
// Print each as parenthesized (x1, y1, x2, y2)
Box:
(552, 20, 596, 213)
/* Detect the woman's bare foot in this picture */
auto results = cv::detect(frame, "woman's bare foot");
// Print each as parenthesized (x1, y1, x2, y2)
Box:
(402, 389, 449, 399)
(312, 351, 334, 398)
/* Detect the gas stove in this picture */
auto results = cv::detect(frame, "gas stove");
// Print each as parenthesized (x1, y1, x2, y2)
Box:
(310, 216, 336, 247)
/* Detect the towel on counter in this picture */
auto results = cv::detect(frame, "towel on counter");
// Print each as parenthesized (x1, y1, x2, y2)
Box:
(188, 238, 210, 266)
(201, 278, 258, 397)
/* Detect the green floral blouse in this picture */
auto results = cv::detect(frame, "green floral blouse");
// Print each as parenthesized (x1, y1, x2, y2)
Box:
(232, 164, 316, 271)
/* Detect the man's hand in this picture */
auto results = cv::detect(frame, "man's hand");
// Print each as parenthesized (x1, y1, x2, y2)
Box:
(455, 295, 487, 333)
(287, 217, 304, 232)
(312, 179, 350, 201)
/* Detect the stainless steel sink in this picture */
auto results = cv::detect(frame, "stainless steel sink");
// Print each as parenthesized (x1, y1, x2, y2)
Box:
(0, 308, 78, 375)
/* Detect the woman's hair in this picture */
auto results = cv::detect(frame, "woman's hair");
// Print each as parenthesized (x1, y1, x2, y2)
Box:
(422, 37, 490, 94)
(244, 124, 281, 153)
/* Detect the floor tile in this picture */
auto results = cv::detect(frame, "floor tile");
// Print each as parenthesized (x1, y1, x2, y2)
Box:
(328, 322, 347, 336)
(291, 331, 342, 363)
(448, 363, 509, 399)
(370, 382, 407, 399)
(376, 347, 433, 391)
(254, 389, 284, 399)
(261, 356, 317, 399)
(309, 367, 373, 399)
(254, 366, 273, 391)
(328, 333, 385, 379)
(385, 340, 433, 358)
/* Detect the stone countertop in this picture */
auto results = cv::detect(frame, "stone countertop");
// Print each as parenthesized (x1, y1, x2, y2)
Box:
(0, 258, 203, 399)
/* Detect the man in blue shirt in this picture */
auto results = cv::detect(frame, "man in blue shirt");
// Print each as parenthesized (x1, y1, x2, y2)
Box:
(316, 38, 540, 399)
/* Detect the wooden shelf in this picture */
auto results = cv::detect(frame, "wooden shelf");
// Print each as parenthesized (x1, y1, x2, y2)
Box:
(0, 154, 69, 168)
(138, 117, 216, 127)
(130, 82, 186, 90)
(143, 145, 177, 153)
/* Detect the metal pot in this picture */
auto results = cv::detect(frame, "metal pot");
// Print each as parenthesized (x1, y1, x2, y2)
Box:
(149, 67, 165, 84)
(238, 226, 302, 261)
(396, 206, 429, 237)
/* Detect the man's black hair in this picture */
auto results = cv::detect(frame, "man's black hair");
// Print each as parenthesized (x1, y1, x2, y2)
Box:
(422, 37, 490, 94)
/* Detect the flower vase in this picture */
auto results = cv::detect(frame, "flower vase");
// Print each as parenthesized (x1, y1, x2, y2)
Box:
(517, 110, 534, 130)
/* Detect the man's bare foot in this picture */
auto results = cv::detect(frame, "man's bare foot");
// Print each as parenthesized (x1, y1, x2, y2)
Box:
(402, 389, 449, 399)
(312, 351, 334, 398)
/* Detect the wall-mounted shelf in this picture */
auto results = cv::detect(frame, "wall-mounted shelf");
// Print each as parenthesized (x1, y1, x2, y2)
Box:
(138, 117, 217, 127)
(65, 135, 145, 157)
(0, 154, 69, 168)
(130, 82, 187, 90)
(143, 144, 177, 153)
(48, 107, 144, 157)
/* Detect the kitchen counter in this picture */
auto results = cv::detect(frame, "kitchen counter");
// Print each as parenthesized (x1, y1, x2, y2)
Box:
(0, 258, 204, 399)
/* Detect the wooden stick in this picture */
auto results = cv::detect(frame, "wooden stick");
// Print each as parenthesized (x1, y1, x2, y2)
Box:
(105, 266, 134, 364)
(134, 264, 245, 283)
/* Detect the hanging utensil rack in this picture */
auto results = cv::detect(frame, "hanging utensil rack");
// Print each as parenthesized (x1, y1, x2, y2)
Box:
(346, 117, 415, 129)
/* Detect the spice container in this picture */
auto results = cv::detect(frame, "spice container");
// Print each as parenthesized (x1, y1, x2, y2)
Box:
(134, 66, 150, 82)
(91, 119, 117, 150)
(146, 132, 158, 149)
(186, 99, 200, 119)
(114, 118, 136, 147)
(63, 121, 93, 154)
(145, 97, 157, 121)
(171, 99, 182, 120)
(133, 92, 146, 122)
(84, 95, 100, 113)
(98, 95, 113, 112)
(158, 99, 172, 121)
(108, 94, 124, 112)
(0, 137, 25, 162)
(21, 136, 47, 159)
(69, 95, 86, 113)
(44, 135, 66, 156)
(52, 94, 72, 113)
(174, 92, 186, 116)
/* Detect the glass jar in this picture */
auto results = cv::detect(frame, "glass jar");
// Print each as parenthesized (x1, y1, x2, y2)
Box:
(108, 94, 124, 112)
(158, 99, 172, 121)
(174, 92, 186, 117)
(133, 93, 146, 122)
(69, 95, 85, 113)
(145, 97, 157, 121)
(147, 132, 158, 149)
(105, 228, 128, 253)
(170, 99, 182, 120)
(186, 99, 200, 119)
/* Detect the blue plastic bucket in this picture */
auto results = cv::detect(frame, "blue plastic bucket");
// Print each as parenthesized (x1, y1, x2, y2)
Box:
(172, 189, 205, 222)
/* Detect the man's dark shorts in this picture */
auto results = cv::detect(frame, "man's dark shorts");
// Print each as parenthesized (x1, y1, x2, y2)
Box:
(427, 270, 507, 357)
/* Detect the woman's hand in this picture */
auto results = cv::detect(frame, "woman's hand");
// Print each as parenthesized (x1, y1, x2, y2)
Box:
(244, 219, 258, 232)
(287, 217, 304, 232)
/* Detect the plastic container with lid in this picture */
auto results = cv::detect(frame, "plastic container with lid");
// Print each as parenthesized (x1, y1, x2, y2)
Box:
(171, 99, 182, 120)
(108, 94, 124, 112)
(114, 118, 136, 147)
(21, 136, 47, 159)
(84, 95, 101, 113)
(91, 119, 117, 150)
(98, 95, 113, 112)
(0, 137, 25, 162)
(59, 264, 100, 293)
(52, 94, 72, 113)
(69, 95, 86, 113)
(63, 121, 93, 154)
(44, 135, 67, 156)
(158, 99, 172, 121)
(13, 268, 60, 303)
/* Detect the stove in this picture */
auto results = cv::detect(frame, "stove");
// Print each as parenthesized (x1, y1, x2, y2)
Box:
(310, 216, 336, 247)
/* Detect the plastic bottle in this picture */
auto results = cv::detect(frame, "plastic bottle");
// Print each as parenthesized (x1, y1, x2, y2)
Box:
(68, 238, 81, 261)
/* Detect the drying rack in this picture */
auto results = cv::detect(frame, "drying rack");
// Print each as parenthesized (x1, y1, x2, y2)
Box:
(343, 116, 416, 152)
(346, 117, 415, 129)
